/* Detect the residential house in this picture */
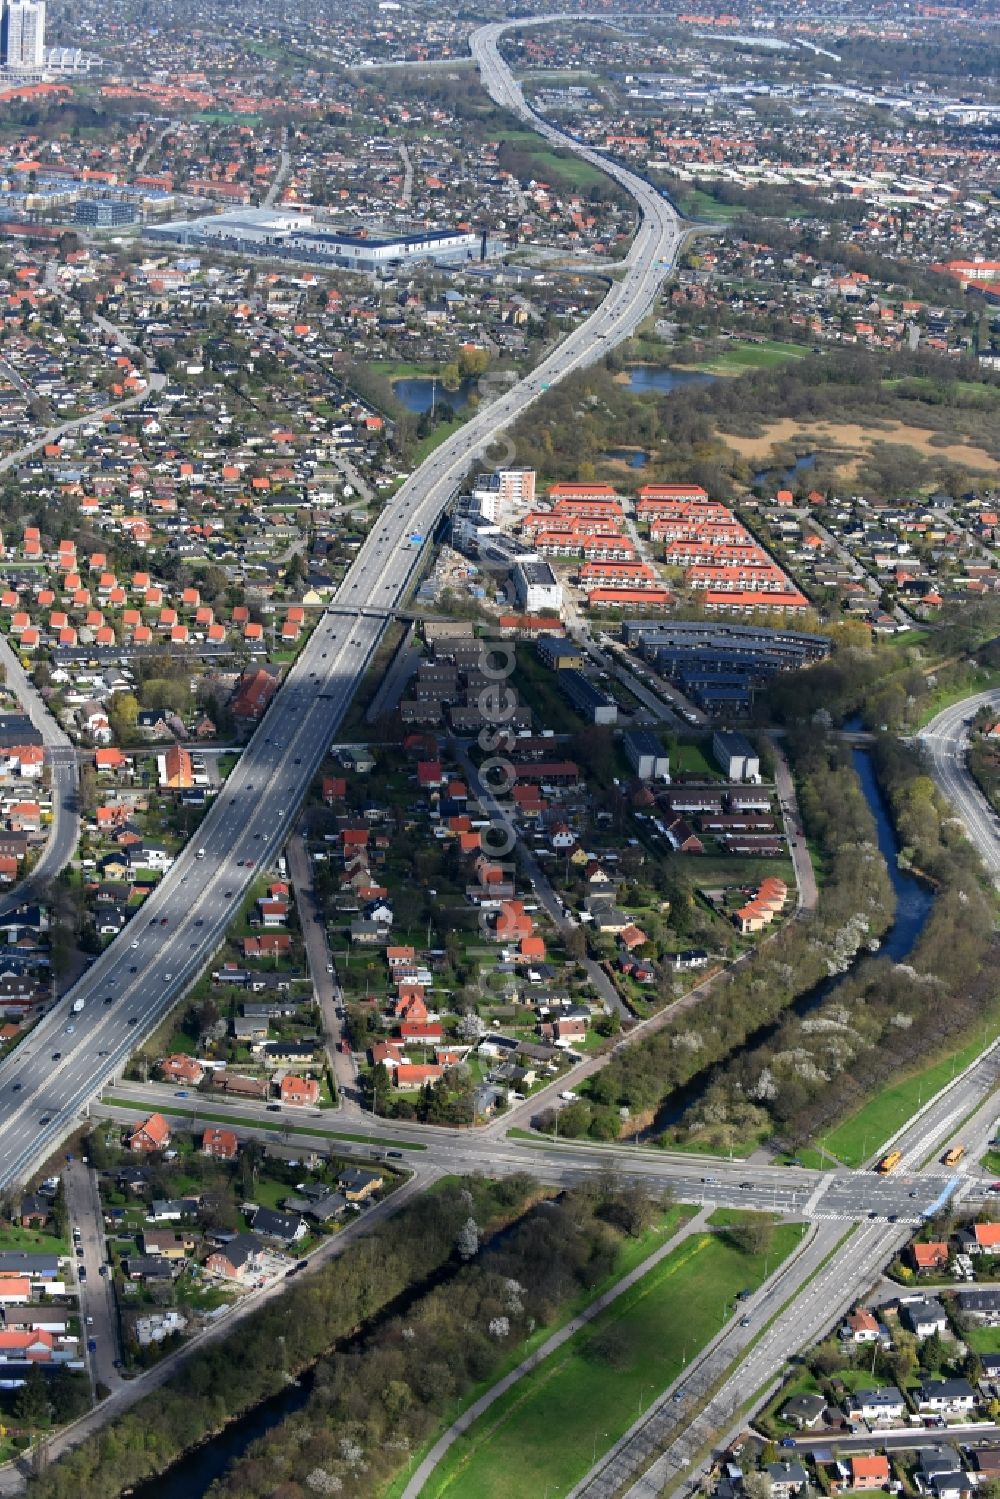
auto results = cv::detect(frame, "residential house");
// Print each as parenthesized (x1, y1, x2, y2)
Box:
(900, 1297, 948, 1339)
(279, 1075, 320, 1107)
(127, 1112, 171, 1154)
(205, 1233, 263, 1282)
(338, 1167, 383, 1202)
(766, 1462, 809, 1498)
(845, 1387, 906, 1424)
(248, 1206, 306, 1245)
(915, 1378, 977, 1415)
(848, 1456, 891, 1491)
(202, 1127, 239, 1161)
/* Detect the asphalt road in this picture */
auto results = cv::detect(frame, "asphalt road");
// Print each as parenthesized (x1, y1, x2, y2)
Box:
(0, 632, 79, 921)
(284, 830, 357, 1101)
(920, 691, 1000, 883)
(0, 18, 688, 1195)
(63, 1160, 121, 1396)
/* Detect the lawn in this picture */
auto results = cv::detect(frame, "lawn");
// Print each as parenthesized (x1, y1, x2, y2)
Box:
(423, 1220, 805, 1499)
(0, 1224, 68, 1254)
(670, 738, 720, 778)
(689, 341, 809, 375)
(818, 1009, 1000, 1167)
(964, 1325, 1000, 1355)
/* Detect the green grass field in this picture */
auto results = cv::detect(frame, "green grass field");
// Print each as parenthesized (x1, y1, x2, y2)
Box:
(818, 1011, 1000, 1167)
(963, 1325, 1000, 1355)
(382, 1204, 694, 1499)
(690, 341, 809, 375)
(423, 1220, 804, 1499)
(0, 1224, 68, 1255)
(670, 738, 719, 778)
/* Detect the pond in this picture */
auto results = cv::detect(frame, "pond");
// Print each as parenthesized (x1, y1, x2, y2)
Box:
(752, 452, 816, 489)
(393, 376, 479, 413)
(604, 447, 649, 468)
(624, 365, 716, 394)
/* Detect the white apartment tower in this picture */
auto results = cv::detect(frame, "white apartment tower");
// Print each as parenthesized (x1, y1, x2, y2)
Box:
(3, 0, 46, 69)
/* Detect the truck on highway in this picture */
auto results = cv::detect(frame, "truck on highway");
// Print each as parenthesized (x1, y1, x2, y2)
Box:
(942, 1145, 966, 1167)
(877, 1149, 903, 1174)
(71, 997, 85, 1015)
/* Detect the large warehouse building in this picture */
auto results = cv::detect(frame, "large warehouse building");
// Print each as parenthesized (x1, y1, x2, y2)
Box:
(146, 208, 501, 270)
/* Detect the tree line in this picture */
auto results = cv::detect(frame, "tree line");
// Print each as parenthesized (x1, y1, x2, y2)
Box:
(26, 1175, 541, 1499)
(203, 1176, 669, 1499)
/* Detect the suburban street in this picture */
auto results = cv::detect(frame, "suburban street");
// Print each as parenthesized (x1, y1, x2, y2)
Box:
(62, 1160, 122, 1397)
(283, 830, 357, 1100)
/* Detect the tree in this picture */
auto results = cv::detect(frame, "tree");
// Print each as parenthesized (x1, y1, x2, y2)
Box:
(456, 1217, 479, 1260)
(15, 1363, 49, 1426)
(743, 1473, 773, 1499)
(730, 1213, 774, 1257)
(920, 1329, 946, 1374)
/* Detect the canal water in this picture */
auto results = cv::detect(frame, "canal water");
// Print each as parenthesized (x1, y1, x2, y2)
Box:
(850, 747, 932, 961)
(653, 747, 935, 1132)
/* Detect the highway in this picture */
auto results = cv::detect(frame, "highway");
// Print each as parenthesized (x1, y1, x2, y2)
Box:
(0, 18, 688, 1194)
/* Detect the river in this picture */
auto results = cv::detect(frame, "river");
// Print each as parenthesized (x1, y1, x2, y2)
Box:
(652, 747, 935, 1133)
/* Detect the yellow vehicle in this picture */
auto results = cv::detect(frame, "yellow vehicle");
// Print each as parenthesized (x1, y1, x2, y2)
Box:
(877, 1149, 903, 1175)
(942, 1145, 966, 1167)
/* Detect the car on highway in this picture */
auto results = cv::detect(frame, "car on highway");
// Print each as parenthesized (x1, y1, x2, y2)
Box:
(51, 1051, 61, 1060)
(127, 1017, 138, 1026)
(175, 1090, 188, 1098)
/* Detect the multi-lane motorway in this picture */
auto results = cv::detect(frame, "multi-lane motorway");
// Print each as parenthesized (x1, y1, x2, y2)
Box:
(0, 18, 688, 1193)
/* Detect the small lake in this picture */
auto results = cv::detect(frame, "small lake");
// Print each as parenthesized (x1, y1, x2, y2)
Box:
(393, 376, 479, 413)
(605, 447, 649, 468)
(624, 365, 716, 394)
(753, 452, 816, 489)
